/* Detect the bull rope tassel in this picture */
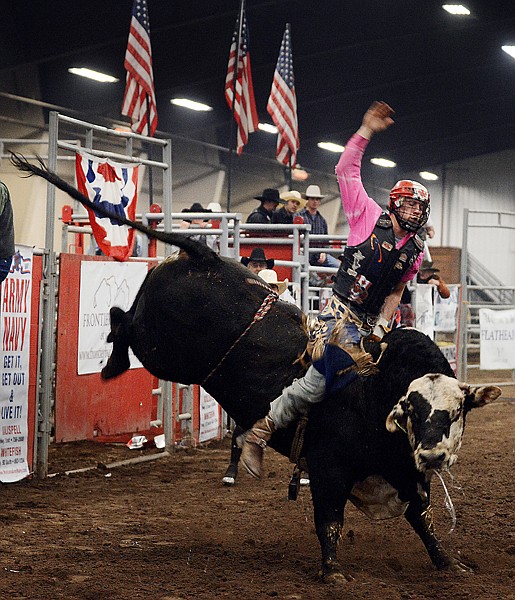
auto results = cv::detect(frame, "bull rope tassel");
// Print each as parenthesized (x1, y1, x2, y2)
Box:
(434, 470, 457, 534)
(201, 292, 278, 386)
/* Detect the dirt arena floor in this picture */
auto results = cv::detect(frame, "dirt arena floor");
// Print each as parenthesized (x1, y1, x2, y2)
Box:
(1, 399, 513, 600)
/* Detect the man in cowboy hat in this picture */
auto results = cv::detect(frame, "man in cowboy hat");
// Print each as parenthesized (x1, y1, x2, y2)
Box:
(240, 247, 275, 275)
(299, 184, 340, 269)
(180, 202, 217, 250)
(272, 190, 306, 225)
(246, 188, 285, 225)
(239, 101, 431, 479)
(259, 269, 297, 305)
(417, 261, 450, 299)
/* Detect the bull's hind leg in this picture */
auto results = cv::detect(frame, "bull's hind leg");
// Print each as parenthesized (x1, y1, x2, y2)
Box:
(309, 469, 353, 583)
(404, 496, 472, 572)
(101, 307, 131, 379)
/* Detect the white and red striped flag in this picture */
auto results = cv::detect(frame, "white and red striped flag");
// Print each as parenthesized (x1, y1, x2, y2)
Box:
(224, 0, 258, 155)
(75, 152, 139, 261)
(267, 23, 299, 167)
(121, 0, 158, 136)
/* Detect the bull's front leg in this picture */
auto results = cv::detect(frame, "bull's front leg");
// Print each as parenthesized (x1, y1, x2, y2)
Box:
(404, 494, 473, 572)
(309, 470, 354, 583)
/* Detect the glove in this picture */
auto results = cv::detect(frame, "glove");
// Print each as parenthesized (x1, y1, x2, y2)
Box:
(371, 317, 390, 341)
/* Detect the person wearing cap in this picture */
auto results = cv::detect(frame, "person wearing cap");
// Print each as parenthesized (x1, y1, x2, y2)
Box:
(246, 188, 285, 225)
(240, 247, 275, 275)
(272, 190, 306, 225)
(298, 184, 340, 269)
(239, 101, 431, 479)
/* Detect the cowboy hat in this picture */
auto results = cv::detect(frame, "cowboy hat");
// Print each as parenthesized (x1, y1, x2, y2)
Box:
(280, 190, 306, 209)
(253, 188, 285, 204)
(240, 247, 275, 269)
(420, 260, 440, 272)
(302, 184, 325, 199)
(181, 202, 212, 222)
(259, 269, 289, 296)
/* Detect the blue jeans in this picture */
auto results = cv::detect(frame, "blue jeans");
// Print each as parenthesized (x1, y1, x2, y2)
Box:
(311, 253, 340, 268)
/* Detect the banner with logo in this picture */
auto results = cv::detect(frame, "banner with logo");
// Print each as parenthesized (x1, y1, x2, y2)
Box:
(479, 308, 515, 370)
(75, 152, 140, 260)
(0, 246, 32, 482)
(434, 285, 459, 332)
(414, 284, 434, 339)
(78, 261, 148, 375)
(199, 388, 220, 443)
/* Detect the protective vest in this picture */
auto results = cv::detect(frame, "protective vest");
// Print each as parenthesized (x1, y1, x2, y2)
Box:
(0, 183, 15, 258)
(332, 213, 424, 327)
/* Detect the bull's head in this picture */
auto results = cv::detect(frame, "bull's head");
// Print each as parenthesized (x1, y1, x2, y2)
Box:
(386, 374, 501, 473)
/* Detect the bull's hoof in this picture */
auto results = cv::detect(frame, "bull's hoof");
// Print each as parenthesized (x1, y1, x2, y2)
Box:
(101, 354, 130, 380)
(440, 557, 475, 573)
(319, 561, 354, 583)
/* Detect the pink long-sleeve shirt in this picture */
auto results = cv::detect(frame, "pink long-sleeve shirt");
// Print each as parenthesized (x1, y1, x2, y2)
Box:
(335, 133, 422, 282)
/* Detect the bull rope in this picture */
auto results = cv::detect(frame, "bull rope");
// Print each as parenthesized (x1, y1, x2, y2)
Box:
(201, 292, 278, 387)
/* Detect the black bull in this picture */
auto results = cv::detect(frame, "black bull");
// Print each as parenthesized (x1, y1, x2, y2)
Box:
(13, 154, 501, 582)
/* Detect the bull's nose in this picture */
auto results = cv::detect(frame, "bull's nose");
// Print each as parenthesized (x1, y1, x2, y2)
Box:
(419, 451, 446, 469)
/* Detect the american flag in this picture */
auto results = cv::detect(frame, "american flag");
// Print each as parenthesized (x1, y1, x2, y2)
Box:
(121, 0, 158, 136)
(224, 2, 258, 155)
(267, 24, 299, 167)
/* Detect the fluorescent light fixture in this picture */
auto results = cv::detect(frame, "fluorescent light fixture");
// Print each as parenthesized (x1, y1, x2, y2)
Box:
(318, 141, 346, 153)
(502, 46, 515, 60)
(170, 98, 213, 112)
(68, 67, 119, 83)
(442, 5, 470, 15)
(419, 171, 439, 181)
(258, 122, 278, 134)
(370, 157, 396, 168)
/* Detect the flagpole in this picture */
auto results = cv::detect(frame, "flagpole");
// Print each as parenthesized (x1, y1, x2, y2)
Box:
(146, 99, 154, 210)
(226, 0, 245, 212)
(287, 155, 292, 188)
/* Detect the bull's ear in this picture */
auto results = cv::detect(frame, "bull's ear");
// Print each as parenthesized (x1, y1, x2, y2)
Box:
(463, 384, 502, 410)
(386, 399, 407, 433)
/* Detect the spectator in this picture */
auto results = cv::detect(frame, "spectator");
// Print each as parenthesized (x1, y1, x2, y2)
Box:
(299, 184, 340, 269)
(259, 269, 297, 305)
(180, 202, 218, 251)
(272, 191, 305, 225)
(417, 261, 450, 299)
(246, 188, 285, 225)
(240, 247, 274, 275)
(0, 181, 15, 298)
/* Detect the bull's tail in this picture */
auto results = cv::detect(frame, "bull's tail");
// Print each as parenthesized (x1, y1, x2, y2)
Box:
(10, 152, 217, 262)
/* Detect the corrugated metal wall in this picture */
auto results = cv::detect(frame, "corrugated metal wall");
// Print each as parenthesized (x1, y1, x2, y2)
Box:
(442, 149, 515, 285)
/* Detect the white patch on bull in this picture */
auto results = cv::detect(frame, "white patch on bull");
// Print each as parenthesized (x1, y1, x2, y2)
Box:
(162, 251, 181, 264)
(403, 374, 467, 472)
(349, 475, 408, 520)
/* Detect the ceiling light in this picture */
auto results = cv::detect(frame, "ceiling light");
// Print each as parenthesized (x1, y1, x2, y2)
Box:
(502, 46, 515, 60)
(258, 123, 278, 134)
(318, 142, 345, 153)
(370, 158, 396, 168)
(170, 98, 213, 111)
(68, 67, 119, 83)
(419, 171, 439, 181)
(442, 5, 470, 15)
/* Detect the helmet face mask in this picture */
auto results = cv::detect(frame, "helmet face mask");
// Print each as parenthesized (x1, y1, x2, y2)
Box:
(389, 180, 430, 232)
